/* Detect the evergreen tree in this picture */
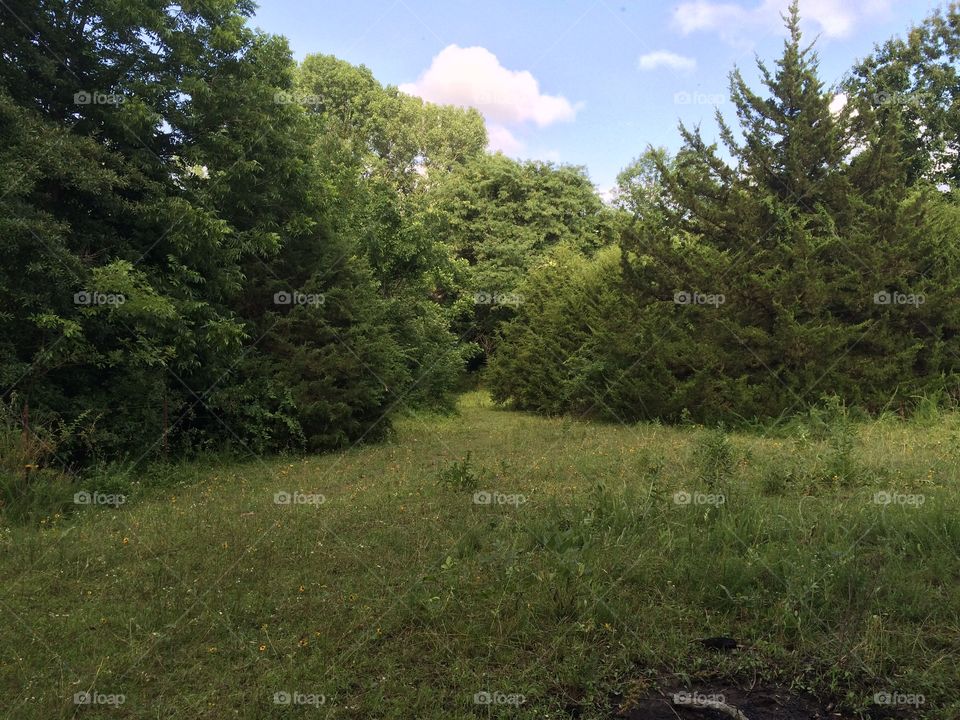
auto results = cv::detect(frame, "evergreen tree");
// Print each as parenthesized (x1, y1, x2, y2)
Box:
(493, 1, 960, 422)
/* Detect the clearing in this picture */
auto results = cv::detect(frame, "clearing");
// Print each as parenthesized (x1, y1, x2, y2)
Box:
(2, 392, 957, 718)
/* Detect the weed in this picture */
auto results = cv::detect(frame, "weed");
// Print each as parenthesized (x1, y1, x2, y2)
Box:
(435, 451, 480, 491)
(693, 425, 736, 491)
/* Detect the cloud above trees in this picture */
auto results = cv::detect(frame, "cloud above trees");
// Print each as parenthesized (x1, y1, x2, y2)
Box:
(638, 50, 697, 72)
(400, 44, 578, 155)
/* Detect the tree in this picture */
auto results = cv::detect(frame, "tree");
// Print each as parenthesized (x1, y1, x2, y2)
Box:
(295, 53, 487, 410)
(0, 1, 433, 459)
(846, 2, 960, 188)
(432, 153, 616, 358)
(492, 1, 960, 422)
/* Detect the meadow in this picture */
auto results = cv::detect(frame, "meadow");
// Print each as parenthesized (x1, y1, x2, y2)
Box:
(2, 392, 958, 719)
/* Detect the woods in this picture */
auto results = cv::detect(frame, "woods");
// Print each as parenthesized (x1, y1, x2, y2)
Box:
(0, 3, 611, 467)
(1, 0, 959, 481)
(3, 2, 960, 718)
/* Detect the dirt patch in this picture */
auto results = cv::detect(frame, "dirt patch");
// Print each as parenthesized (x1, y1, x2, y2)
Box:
(611, 684, 852, 719)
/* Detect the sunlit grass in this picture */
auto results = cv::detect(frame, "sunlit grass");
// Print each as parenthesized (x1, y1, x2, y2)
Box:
(1, 393, 957, 718)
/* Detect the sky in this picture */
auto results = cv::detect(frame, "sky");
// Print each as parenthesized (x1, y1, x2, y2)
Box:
(251, 0, 945, 194)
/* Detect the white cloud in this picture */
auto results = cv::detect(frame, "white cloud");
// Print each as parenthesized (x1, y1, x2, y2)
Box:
(399, 45, 578, 127)
(828, 92, 847, 115)
(673, 0, 891, 40)
(400, 44, 580, 155)
(638, 50, 697, 72)
(674, 1, 747, 35)
(486, 125, 525, 155)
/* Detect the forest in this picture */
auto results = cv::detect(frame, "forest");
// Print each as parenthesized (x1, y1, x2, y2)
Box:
(1, 1, 959, 718)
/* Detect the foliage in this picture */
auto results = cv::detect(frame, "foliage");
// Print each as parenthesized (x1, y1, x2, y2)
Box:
(0, 1, 485, 465)
(845, 2, 960, 187)
(692, 426, 735, 491)
(3, 0, 960, 473)
(435, 451, 480, 492)
(491, 1, 960, 424)
(431, 153, 618, 357)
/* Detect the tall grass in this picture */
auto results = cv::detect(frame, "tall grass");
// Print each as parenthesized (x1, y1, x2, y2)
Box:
(1, 392, 957, 718)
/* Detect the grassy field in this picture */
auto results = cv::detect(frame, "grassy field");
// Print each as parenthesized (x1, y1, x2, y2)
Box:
(1, 391, 958, 719)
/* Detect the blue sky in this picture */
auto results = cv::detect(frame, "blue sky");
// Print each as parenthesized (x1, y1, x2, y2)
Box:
(252, 0, 944, 193)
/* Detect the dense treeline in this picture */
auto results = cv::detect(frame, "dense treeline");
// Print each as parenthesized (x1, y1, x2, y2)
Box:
(0, 0, 435, 460)
(2, 0, 959, 481)
(490, 3, 960, 423)
(0, 0, 606, 471)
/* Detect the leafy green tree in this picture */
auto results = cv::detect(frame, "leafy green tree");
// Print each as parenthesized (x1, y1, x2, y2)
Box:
(846, 2, 960, 188)
(431, 153, 616, 357)
(0, 1, 428, 459)
(614, 147, 672, 223)
(295, 53, 486, 409)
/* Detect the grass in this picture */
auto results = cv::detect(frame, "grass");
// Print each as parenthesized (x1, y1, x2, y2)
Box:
(1, 391, 958, 719)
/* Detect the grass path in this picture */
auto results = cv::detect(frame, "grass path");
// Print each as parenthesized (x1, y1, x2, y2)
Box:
(1, 392, 958, 718)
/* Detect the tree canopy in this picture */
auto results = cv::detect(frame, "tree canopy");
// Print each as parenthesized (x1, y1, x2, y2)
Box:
(2, 0, 958, 471)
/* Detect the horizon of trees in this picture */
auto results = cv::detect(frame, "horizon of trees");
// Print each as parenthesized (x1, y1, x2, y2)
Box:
(1, 0, 959, 478)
